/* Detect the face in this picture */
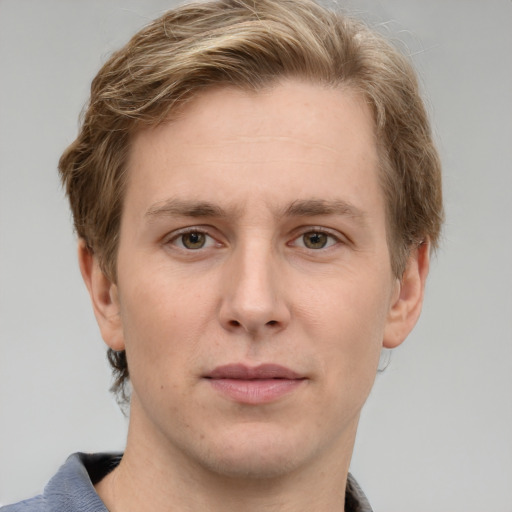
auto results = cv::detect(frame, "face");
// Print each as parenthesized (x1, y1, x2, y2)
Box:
(87, 80, 423, 480)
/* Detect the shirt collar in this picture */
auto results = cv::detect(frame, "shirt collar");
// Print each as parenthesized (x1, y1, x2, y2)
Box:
(43, 453, 373, 512)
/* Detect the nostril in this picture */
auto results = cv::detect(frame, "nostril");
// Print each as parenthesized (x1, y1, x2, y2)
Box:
(229, 320, 241, 327)
(266, 320, 278, 326)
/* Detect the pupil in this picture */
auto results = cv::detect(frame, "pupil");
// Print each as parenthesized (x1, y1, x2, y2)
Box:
(305, 232, 327, 249)
(184, 232, 205, 249)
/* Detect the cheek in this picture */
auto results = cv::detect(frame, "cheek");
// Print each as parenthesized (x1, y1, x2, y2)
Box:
(298, 267, 391, 340)
(300, 273, 391, 388)
(116, 270, 214, 383)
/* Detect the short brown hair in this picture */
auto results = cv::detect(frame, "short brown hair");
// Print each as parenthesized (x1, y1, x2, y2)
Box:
(59, 0, 443, 400)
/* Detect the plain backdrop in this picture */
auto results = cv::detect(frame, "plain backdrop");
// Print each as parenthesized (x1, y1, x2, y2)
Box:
(0, 1, 511, 510)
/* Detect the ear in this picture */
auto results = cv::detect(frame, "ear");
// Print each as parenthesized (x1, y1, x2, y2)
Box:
(383, 241, 430, 349)
(78, 239, 125, 351)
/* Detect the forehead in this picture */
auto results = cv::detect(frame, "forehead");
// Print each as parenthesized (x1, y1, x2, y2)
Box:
(132, 81, 376, 154)
(125, 80, 382, 219)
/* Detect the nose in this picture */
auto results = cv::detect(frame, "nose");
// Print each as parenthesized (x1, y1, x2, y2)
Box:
(218, 240, 291, 336)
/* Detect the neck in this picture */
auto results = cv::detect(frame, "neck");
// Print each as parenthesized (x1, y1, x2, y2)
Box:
(96, 401, 358, 512)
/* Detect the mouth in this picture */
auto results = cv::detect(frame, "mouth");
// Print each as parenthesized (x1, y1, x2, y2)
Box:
(204, 364, 307, 404)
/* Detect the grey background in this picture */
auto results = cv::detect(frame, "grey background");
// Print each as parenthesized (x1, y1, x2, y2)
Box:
(1, 1, 511, 510)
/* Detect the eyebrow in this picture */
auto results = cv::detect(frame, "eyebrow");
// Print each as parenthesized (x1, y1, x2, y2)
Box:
(282, 199, 366, 221)
(145, 199, 230, 219)
(144, 197, 366, 222)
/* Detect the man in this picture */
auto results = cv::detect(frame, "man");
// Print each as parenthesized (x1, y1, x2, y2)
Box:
(2, 0, 442, 510)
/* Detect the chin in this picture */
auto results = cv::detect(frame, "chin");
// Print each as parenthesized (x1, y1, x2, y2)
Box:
(193, 425, 310, 480)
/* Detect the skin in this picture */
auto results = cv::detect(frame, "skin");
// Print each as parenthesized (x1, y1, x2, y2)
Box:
(80, 80, 429, 512)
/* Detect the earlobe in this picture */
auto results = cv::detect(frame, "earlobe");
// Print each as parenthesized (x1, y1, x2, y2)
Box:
(78, 239, 125, 351)
(383, 242, 430, 349)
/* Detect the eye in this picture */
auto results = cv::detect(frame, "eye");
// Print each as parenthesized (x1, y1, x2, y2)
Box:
(292, 230, 339, 250)
(171, 230, 217, 250)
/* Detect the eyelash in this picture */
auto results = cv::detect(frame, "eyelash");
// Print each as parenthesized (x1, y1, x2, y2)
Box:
(288, 227, 342, 251)
(164, 226, 343, 252)
(165, 227, 219, 251)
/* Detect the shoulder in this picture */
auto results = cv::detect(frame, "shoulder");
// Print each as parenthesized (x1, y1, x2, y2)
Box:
(1, 452, 121, 512)
(346, 473, 373, 512)
(0, 495, 44, 511)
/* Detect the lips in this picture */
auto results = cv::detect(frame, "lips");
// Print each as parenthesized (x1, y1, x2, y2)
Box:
(204, 364, 306, 404)
(207, 363, 302, 380)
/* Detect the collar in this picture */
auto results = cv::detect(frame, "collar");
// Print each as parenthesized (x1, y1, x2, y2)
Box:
(17, 453, 372, 512)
